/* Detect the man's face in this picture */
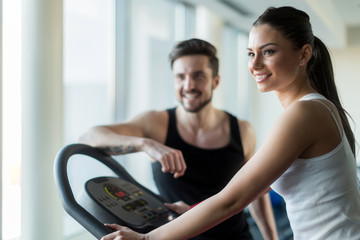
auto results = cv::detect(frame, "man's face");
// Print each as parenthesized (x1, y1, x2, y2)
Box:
(173, 55, 219, 113)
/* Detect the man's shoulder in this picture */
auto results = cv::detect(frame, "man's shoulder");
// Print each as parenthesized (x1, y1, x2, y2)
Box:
(221, 110, 252, 128)
(237, 119, 253, 129)
(223, 112, 254, 141)
(131, 109, 170, 142)
(135, 109, 169, 124)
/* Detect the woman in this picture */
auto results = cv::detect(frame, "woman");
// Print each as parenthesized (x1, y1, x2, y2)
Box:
(101, 6, 360, 240)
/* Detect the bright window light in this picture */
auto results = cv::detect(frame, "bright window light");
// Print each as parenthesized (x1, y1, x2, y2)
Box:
(2, 0, 22, 239)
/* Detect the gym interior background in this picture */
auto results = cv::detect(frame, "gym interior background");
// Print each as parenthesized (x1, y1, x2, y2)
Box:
(1, 0, 360, 239)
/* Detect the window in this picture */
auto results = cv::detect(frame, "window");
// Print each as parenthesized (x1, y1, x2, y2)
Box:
(2, 0, 22, 239)
(63, 0, 115, 237)
(1, 1, 253, 239)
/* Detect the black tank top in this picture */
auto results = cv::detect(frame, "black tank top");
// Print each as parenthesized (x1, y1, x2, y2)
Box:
(151, 108, 253, 240)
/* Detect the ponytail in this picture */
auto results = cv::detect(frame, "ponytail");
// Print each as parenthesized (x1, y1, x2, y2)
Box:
(308, 37, 356, 156)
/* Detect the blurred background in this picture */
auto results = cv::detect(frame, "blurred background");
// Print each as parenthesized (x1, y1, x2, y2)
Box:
(1, 0, 360, 239)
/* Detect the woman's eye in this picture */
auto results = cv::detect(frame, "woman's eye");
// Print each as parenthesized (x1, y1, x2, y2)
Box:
(247, 52, 255, 57)
(264, 49, 275, 55)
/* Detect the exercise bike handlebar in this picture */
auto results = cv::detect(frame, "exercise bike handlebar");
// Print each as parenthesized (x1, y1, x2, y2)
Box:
(54, 143, 163, 239)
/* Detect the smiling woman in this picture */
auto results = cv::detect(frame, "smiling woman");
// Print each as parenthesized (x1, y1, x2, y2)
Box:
(247, 25, 308, 93)
(99, 6, 360, 240)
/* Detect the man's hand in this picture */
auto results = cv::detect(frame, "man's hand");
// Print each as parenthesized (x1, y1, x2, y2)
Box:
(101, 224, 146, 240)
(142, 139, 187, 178)
(165, 201, 190, 216)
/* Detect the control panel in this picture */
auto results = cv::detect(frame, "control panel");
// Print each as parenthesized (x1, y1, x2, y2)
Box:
(78, 176, 169, 231)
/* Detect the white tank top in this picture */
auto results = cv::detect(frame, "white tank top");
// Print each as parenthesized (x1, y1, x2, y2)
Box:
(271, 93, 360, 240)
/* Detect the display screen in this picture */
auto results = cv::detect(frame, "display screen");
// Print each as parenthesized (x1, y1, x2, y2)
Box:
(104, 183, 130, 201)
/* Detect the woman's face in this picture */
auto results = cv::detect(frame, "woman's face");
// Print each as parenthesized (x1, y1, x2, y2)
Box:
(247, 24, 304, 93)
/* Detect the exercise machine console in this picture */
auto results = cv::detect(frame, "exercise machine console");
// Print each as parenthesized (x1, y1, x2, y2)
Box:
(54, 144, 170, 239)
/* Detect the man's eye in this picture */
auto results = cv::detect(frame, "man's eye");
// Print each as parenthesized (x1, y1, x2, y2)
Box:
(194, 73, 203, 79)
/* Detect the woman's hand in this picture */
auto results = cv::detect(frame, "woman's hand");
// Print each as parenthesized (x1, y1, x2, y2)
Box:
(101, 224, 146, 240)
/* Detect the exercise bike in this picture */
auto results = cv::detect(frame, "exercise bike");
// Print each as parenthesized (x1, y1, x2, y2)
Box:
(54, 143, 170, 239)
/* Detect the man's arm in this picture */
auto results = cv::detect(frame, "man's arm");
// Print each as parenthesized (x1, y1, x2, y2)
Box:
(248, 193, 278, 240)
(78, 110, 187, 178)
(78, 124, 146, 155)
(79, 110, 161, 154)
(239, 120, 279, 240)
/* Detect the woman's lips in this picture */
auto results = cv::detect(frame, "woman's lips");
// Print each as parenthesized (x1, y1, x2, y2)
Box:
(254, 73, 272, 83)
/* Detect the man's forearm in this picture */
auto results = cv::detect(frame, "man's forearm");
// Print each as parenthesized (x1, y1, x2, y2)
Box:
(101, 145, 137, 155)
(78, 126, 145, 155)
(248, 193, 278, 240)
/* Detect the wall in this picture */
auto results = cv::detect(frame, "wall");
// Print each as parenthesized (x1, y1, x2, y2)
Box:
(249, 81, 283, 151)
(332, 47, 360, 165)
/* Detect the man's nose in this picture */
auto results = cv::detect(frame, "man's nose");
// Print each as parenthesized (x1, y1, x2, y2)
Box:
(184, 77, 195, 90)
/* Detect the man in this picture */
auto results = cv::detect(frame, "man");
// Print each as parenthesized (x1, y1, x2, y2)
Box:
(79, 38, 278, 240)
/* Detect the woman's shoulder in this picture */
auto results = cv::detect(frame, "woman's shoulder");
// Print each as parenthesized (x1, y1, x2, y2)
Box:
(272, 100, 327, 144)
(285, 99, 328, 121)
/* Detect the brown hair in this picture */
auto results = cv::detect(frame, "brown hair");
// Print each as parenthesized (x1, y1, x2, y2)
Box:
(169, 38, 219, 77)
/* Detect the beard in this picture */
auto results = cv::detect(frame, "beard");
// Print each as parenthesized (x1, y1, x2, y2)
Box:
(179, 93, 212, 113)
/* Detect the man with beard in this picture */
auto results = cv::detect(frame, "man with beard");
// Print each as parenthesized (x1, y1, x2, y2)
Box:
(79, 38, 278, 240)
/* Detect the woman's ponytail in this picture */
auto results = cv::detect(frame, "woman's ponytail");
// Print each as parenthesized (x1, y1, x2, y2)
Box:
(308, 37, 355, 156)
